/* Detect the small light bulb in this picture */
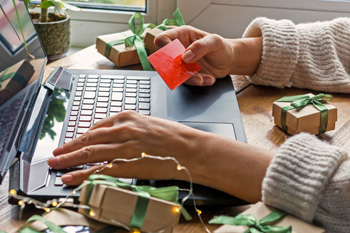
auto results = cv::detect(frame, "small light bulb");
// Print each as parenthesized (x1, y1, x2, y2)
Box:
(174, 207, 180, 213)
(107, 163, 113, 168)
(52, 201, 58, 207)
(89, 210, 96, 217)
(44, 208, 51, 213)
(72, 190, 76, 195)
(141, 152, 146, 158)
(176, 164, 182, 171)
(18, 200, 23, 206)
(196, 209, 202, 215)
(9, 189, 17, 196)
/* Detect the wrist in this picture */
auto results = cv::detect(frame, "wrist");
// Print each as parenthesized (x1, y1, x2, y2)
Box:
(229, 37, 263, 76)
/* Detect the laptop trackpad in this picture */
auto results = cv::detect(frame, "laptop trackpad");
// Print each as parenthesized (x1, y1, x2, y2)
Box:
(179, 121, 236, 140)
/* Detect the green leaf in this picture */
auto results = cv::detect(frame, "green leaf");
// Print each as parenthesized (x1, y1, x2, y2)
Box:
(40, 1, 54, 9)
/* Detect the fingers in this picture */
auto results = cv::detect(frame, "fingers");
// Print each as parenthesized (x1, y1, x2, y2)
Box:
(61, 159, 177, 186)
(154, 25, 208, 48)
(182, 34, 225, 63)
(53, 127, 113, 156)
(184, 73, 216, 86)
(48, 140, 139, 170)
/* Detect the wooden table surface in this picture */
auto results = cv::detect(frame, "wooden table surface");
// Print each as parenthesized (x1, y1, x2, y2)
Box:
(1, 45, 350, 232)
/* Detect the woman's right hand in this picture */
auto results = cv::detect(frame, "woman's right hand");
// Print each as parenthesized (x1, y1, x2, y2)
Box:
(154, 26, 263, 87)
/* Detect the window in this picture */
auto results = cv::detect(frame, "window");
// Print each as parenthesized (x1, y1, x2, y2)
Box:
(66, 0, 146, 12)
(69, 0, 176, 47)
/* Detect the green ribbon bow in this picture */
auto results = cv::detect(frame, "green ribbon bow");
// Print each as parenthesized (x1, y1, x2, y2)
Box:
(276, 93, 333, 134)
(104, 12, 153, 71)
(209, 210, 292, 233)
(157, 8, 185, 31)
(77, 174, 191, 230)
(0, 67, 15, 88)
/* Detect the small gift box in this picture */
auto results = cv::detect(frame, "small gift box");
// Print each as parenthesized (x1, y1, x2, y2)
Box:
(78, 175, 182, 233)
(272, 93, 337, 135)
(144, 9, 185, 55)
(96, 13, 153, 70)
(211, 202, 325, 233)
(0, 60, 34, 105)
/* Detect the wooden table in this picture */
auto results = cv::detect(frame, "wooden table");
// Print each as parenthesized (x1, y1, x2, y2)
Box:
(1, 45, 350, 232)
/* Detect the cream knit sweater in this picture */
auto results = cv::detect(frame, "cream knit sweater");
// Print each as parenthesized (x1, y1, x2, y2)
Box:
(243, 18, 350, 233)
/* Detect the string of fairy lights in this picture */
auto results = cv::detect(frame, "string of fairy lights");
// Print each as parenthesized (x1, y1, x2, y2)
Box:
(9, 152, 211, 233)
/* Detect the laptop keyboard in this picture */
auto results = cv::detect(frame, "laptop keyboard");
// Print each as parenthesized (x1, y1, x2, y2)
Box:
(0, 94, 24, 158)
(53, 74, 151, 186)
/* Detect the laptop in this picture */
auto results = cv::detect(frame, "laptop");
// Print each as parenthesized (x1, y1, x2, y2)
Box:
(0, 0, 247, 206)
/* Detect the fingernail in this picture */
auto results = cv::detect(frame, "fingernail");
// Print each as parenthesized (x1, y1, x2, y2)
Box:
(182, 50, 195, 63)
(48, 157, 60, 167)
(203, 76, 215, 86)
(53, 146, 63, 156)
(192, 77, 203, 86)
(62, 174, 73, 183)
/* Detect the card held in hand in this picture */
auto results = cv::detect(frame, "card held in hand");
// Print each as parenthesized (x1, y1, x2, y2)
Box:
(148, 39, 201, 90)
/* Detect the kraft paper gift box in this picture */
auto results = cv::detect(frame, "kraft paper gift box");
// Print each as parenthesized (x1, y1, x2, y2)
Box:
(78, 181, 181, 233)
(272, 93, 337, 135)
(144, 9, 185, 55)
(0, 60, 34, 105)
(96, 29, 150, 67)
(213, 202, 325, 233)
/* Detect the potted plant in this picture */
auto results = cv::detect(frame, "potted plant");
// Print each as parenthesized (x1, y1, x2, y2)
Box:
(25, 0, 80, 60)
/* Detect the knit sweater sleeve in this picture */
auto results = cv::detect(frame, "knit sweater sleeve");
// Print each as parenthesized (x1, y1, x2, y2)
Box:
(242, 17, 350, 93)
(262, 133, 350, 233)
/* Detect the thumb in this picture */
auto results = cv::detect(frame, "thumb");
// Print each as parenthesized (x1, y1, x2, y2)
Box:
(182, 34, 224, 63)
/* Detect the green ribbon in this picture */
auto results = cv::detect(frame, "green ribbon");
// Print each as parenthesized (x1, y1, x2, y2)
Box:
(158, 8, 185, 30)
(209, 210, 292, 233)
(19, 215, 66, 233)
(104, 12, 153, 71)
(77, 174, 190, 230)
(276, 94, 333, 134)
(0, 67, 15, 87)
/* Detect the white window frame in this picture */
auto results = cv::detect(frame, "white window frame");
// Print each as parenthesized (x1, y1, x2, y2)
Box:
(177, 0, 350, 39)
(69, 0, 176, 47)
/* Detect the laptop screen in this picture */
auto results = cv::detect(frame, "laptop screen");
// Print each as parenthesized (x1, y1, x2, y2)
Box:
(0, 0, 46, 182)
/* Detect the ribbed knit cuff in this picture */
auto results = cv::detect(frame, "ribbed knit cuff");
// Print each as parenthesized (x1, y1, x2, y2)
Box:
(262, 133, 348, 222)
(242, 17, 299, 88)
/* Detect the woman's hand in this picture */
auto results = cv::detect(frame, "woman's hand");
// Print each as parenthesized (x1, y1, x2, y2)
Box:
(47, 111, 206, 185)
(154, 26, 263, 87)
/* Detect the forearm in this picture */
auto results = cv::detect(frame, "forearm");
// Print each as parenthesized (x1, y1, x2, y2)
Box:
(177, 131, 273, 203)
(228, 37, 263, 76)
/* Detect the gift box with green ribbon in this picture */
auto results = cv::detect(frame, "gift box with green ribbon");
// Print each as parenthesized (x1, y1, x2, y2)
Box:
(272, 93, 337, 135)
(96, 13, 153, 70)
(78, 175, 183, 233)
(144, 8, 185, 55)
(211, 202, 325, 233)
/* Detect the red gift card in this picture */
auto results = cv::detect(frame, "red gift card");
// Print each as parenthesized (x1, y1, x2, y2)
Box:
(148, 39, 201, 90)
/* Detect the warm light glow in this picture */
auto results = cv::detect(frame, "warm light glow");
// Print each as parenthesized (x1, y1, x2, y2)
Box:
(9, 189, 17, 196)
(18, 200, 23, 206)
(89, 210, 96, 217)
(176, 164, 182, 171)
(72, 190, 77, 195)
(107, 163, 113, 168)
(174, 207, 180, 213)
(132, 229, 141, 233)
(141, 152, 146, 158)
(44, 208, 51, 213)
(52, 201, 58, 207)
(196, 209, 202, 215)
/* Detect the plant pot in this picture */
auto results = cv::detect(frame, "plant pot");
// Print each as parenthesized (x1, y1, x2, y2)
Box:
(31, 13, 70, 61)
